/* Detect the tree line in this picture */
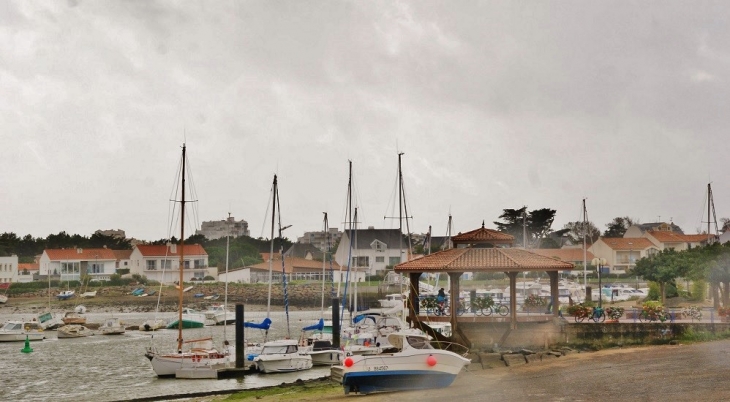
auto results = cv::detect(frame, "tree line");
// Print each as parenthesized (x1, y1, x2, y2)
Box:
(0, 231, 292, 271)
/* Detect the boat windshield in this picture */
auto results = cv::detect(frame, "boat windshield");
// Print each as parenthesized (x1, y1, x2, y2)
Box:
(262, 345, 297, 354)
(2, 322, 21, 331)
(406, 336, 434, 350)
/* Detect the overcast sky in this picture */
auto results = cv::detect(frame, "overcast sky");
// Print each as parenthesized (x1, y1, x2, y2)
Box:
(2, 1, 730, 243)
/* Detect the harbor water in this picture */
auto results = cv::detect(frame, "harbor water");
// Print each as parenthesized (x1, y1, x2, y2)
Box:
(0, 309, 332, 402)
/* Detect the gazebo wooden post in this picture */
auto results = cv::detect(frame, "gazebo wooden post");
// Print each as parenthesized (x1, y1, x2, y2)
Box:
(548, 271, 559, 318)
(449, 272, 461, 333)
(506, 271, 518, 329)
(408, 272, 421, 327)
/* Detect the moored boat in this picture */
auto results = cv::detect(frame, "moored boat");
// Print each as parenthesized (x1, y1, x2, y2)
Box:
(141, 318, 167, 332)
(165, 307, 206, 329)
(203, 304, 235, 325)
(57, 290, 75, 300)
(0, 321, 45, 342)
(57, 324, 94, 338)
(99, 317, 125, 335)
(253, 339, 313, 373)
(146, 337, 233, 377)
(332, 332, 470, 395)
(62, 311, 86, 325)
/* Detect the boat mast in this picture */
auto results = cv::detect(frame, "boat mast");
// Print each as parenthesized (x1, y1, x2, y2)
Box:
(177, 143, 187, 353)
(582, 198, 587, 290)
(267, 175, 277, 321)
(321, 213, 328, 316)
(340, 161, 354, 324)
(223, 211, 231, 342)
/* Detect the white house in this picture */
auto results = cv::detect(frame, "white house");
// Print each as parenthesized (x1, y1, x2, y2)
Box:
(39, 248, 117, 282)
(333, 228, 409, 279)
(0, 255, 18, 284)
(129, 243, 214, 284)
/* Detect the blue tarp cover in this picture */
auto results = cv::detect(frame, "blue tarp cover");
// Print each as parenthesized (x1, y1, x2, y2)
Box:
(244, 317, 272, 330)
(302, 318, 324, 332)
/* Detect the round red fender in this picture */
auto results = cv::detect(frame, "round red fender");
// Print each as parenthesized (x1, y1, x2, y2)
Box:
(344, 357, 354, 367)
(427, 355, 437, 366)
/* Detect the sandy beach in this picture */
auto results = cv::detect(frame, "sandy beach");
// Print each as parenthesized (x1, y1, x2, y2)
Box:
(201, 339, 730, 401)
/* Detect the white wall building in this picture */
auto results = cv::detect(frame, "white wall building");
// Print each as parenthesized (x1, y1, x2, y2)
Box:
(39, 248, 117, 282)
(0, 255, 18, 284)
(333, 228, 408, 278)
(129, 243, 214, 284)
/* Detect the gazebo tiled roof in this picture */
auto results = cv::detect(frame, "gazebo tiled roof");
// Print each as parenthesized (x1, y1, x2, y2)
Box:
(452, 222, 514, 246)
(394, 247, 573, 272)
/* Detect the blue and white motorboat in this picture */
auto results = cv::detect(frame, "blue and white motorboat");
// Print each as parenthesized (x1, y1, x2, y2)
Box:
(57, 290, 75, 300)
(331, 332, 470, 395)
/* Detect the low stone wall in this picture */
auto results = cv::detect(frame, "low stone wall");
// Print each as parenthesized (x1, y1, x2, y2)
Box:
(458, 319, 730, 352)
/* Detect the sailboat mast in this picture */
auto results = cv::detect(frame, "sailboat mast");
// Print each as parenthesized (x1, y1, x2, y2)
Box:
(582, 198, 587, 290)
(177, 143, 187, 352)
(267, 175, 277, 319)
(223, 212, 231, 342)
(321, 213, 328, 316)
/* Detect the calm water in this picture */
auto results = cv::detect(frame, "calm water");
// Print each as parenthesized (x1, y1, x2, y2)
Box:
(0, 309, 332, 402)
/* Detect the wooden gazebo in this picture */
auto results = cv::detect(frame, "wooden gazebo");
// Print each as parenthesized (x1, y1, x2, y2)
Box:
(395, 223, 574, 334)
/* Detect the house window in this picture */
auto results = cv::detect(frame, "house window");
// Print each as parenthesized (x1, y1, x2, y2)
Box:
(376, 256, 385, 263)
(161, 260, 172, 269)
(183, 260, 190, 269)
(389, 257, 401, 266)
(194, 259, 205, 268)
(351, 256, 369, 267)
(61, 262, 80, 274)
(146, 260, 157, 270)
(193, 271, 205, 279)
(90, 263, 103, 274)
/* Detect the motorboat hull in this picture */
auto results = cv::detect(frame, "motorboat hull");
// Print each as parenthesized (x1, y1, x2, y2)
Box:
(0, 332, 45, 342)
(333, 332, 470, 395)
(341, 370, 459, 394)
(148, 352, 231, 377)
(57, 325, 93, 338)
(309, 349, 344, 366)
(254, 355, 313, 373)
(166, 319, 205, 329)
(141, 319, 167, 331)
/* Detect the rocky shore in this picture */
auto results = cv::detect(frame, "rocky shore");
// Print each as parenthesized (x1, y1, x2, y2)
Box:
(0, 282, 383, 315)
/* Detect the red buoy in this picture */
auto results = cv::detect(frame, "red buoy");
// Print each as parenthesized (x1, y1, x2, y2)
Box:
(345, 357, 354, 367)
(427, 355, 437, 366)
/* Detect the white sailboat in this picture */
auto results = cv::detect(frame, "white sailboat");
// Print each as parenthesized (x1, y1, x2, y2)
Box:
(253, 175, 312, 374)
(145, 143, 233, 378)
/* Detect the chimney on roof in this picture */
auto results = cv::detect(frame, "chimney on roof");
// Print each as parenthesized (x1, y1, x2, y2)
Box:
(77, 248, 83, 254)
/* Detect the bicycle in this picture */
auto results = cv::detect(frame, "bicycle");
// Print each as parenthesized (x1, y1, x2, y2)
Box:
(682, 306, 702, 322)
(575, 306, 606, 323)
(483, 303, 509, 316)
(638, 309, 671, 323)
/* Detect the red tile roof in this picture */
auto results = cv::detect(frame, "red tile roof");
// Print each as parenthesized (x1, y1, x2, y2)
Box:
(647, 231, 714, 243)
(452, 226, 515, 245)
(134, 244, 207, 257)
(250, 253, 340, 273)
(394, 247, 573, 272)
(18, 263, 39, 271)
(113, 250, 133, 260)
(45, 248, 117, 261)
(529, 248, 595, 262)
(598, 238, 654, 250)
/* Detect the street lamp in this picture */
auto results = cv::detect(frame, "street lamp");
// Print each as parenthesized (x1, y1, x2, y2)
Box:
(592, 257, 607, 308)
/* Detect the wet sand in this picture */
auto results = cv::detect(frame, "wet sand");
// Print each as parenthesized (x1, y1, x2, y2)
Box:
(232, 340, 730, 401)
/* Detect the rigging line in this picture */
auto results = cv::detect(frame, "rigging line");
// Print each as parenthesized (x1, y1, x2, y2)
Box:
(183, 151, 201, 231)
(259, 180, 274, 239)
